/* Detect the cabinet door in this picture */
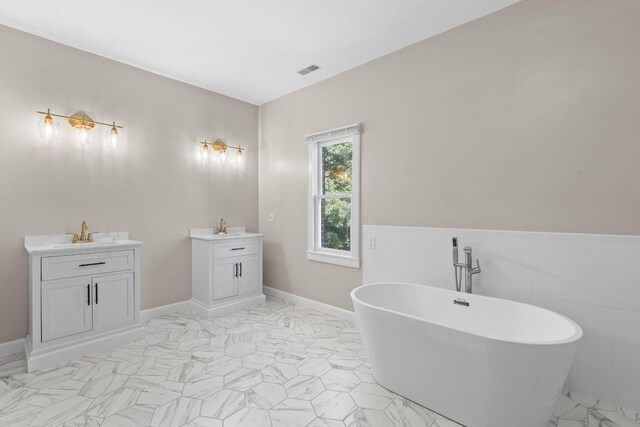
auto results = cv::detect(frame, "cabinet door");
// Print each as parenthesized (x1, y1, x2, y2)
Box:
(41, 277, 92, 342)
(92, 273, 134, 331)
(213, 258, 237, 301)
(236, 255, 261, 295)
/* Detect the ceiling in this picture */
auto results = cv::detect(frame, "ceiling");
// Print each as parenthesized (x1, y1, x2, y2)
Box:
(0, 0, 521, 105)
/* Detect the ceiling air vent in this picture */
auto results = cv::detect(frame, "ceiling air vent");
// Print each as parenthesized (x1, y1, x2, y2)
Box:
(298, 64, 320, 76)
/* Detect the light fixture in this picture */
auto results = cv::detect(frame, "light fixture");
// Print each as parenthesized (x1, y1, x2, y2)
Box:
(36, 108, 124, 146)
(37, 108, 60, 141)
(106, 121, 123, 149)
(69, 111, 95, 144)
(199, 138, 245, 163)
(200, 139, 211, 161)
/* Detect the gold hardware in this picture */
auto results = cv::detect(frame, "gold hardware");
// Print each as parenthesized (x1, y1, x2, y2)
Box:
(68, 111, 96, 131)
(199, 139, 245, 159)
(44, 109, 54, 127)
(80, 220, 89, 242)
(67, 220, 94, 244)
(36, 109, 123, 132)
(212, 139, 227, 153)
(109, 121, 118, 138)
(214, 218, 227, 235)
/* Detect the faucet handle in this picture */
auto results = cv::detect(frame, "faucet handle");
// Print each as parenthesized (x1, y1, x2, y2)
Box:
(87, 232, 99, 242)
(473, 259, 481, 273)
(66, 232, 79, 243)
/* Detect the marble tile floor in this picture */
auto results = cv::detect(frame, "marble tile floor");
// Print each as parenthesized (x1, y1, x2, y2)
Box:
(0, 296, 638, 427)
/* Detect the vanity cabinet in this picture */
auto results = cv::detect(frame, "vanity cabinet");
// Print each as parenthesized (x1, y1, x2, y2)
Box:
(41, 276, 93, 342)
(25, 235, 143, 372)
(40, 272, 135, 342)
(235, 255, 260, 295)
(92, 273, 135, 331)
(212, 254, 261, 301)
(191, 230, 265, 317)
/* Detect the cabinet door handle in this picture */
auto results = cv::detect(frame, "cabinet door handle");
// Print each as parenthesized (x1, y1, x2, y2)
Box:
(79, 262, 106, 267)
(233, 263, 237, 278)
(231, 247, 245, 251)
(87, 284, 90, 306)
(95, 283, 99, 304)
(239, 262, 243, 277)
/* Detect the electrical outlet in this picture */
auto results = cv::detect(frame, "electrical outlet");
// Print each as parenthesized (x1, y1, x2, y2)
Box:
(269, 213, 274, 223)
(368, 236, 376, 249)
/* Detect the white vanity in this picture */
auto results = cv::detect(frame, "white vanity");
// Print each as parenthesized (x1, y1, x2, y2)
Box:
(24, 233, 143, 371)
(190, 228, 265, 317)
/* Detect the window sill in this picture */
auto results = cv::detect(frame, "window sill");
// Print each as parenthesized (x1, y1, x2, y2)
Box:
(307, 251, 360, 268)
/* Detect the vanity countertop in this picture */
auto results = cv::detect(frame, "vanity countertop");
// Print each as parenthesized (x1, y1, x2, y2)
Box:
(25, 232, 142, 255)
(189, 228, 263, 242)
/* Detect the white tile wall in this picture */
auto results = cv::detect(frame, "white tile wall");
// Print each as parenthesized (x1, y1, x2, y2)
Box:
(362, 225, 640, 409)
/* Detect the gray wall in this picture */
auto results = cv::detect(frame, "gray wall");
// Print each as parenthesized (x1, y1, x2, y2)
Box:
(259, 0, 640, 310)
(0, 25, 259, 343)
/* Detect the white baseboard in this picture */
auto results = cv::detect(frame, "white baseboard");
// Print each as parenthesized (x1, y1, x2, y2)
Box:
(26, 325, 145, 372)
(0, 338, 26, 357)
(191, 294, 266, 319)
(140, 300, 194, 323)
(263, 286, 356, 323)
(1, 291, 355, 358)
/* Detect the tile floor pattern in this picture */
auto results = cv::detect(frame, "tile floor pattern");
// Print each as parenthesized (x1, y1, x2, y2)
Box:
(0, 296, 637, 427)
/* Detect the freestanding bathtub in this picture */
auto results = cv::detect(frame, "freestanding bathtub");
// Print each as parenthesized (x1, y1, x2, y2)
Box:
(351, 283, 583, 427)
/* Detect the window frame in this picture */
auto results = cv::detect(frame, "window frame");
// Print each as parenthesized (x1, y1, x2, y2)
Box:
(306, 123, 360, 268)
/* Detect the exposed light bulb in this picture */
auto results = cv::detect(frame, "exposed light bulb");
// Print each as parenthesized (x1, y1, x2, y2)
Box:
(79, 128, 88, 144)
(109, 123, 118, 148)
(39, 109, 58, 141)
(44, 120, 53, 140)
(236, 147, 243, 163)
(201, 144, 209, 161)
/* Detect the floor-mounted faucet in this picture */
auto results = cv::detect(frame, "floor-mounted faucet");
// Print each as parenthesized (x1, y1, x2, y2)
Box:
(452, 237, 481, 293)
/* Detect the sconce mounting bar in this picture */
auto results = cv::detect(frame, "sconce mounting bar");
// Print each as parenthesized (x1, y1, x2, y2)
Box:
(37, 110, 124, 129)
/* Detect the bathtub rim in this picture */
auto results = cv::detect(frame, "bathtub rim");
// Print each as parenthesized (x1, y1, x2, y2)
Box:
(351, 282, 583, 346)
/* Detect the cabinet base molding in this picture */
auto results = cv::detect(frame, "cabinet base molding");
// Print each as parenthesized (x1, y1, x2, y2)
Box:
(25, 324, 144, 372)
(191, 293, 266, 319)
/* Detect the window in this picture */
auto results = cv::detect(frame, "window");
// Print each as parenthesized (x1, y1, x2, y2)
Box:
(306, 123, 360, 268)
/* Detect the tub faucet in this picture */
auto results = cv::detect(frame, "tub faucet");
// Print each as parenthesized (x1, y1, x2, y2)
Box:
(452, 238, 481, 293)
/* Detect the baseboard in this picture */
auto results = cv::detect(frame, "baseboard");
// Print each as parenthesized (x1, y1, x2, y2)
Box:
(263, 286, 357, 323)
(140, 300, 194, 322)
(1, 292, 354, 358)
(191, 294, 266, 318)
(0, 337, 26, 358)
(26, 325, 145, 372)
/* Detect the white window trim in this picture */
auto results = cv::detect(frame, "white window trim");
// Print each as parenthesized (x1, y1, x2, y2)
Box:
(306, 123, 361, 268)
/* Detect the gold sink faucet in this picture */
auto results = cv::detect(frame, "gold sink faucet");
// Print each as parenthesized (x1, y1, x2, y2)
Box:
(67, 220, 96, 243)
(215, 218, 227, 235)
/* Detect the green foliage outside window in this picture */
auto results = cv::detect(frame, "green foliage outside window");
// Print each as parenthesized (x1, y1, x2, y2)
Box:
(321, 142, 352, 251)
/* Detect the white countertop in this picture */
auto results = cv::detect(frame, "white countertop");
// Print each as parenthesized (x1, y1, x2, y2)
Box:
(189, 228, 263, 241)
(25, 232, 142, 255)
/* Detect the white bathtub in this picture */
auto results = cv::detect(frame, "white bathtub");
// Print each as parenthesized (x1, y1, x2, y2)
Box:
(351, 283, 583, 427)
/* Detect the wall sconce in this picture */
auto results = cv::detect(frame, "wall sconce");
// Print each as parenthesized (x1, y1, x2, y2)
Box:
(37, 109, 60, 141)
(37, 108, 124, 147)
(200, 139, 244, 163)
